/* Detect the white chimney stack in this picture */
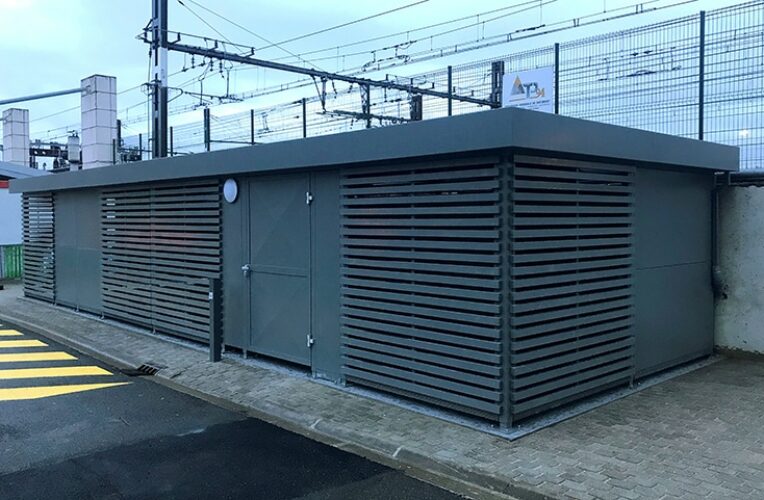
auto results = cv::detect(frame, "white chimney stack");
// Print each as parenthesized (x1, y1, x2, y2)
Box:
(2, 108, 30, 166)
(80, 75, 117, 169)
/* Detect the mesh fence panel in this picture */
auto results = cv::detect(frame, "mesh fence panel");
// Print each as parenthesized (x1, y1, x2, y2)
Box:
(161, 1, 763, 170)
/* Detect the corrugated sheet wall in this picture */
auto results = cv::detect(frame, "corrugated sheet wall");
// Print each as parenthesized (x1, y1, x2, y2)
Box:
(508, 155, 635, 420)
(22, 193, 55, 301)
(340, 158, 505, 420)
(101, 180, 221, 340)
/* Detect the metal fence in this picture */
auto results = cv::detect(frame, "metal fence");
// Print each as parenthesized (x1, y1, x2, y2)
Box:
(0, 245, 23, 280)
(140, 1, 763, 170)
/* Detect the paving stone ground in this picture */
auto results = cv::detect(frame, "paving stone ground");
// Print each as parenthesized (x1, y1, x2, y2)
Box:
(1, 283, 763, 500)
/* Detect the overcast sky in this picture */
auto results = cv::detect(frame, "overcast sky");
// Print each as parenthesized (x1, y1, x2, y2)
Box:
(0, 0, 742, 148)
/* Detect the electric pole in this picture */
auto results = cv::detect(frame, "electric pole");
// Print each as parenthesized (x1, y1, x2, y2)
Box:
(151, 0, 169, 158)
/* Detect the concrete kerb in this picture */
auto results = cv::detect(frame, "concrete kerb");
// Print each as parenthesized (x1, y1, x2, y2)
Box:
(0, 304, 546, 500)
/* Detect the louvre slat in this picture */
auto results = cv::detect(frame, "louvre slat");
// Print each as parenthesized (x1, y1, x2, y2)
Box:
(513, 247, 632, 264)
(513, 357, 634, 400)
(508, 156, 635, 420)
(342, 306, 500, 339)
(343, 205, 501, 216)
(512, 268, 632, 289)
(511, 288, 631, 314)
(342, 348, 501, 392)
(343, 364, 502, 414)
(344, 238, 499, 252)
(512, 278, 633, 302)
(101, 180, 221, 340)
(511, 300, 633, 327)
(343, 192, 500, 206)
(345, 219, 501, 229)
(512, 307, 633, 340)
(344, 337, 500, 376)
(343, 257, 500, 277)
(511, 369, 632, 416)
(342, 297, 501, 327)
(342, 164, 499, 186)
(22, 193, 55, 302)
(341, 277, 500, 302)
(341, 161, 504, 418)
(344, 248, 501, 264)
(343, 267, 501, 289)
(512, 328, 633, 363)
(343, 316, 500, 352)
(343, 287, 501, 314)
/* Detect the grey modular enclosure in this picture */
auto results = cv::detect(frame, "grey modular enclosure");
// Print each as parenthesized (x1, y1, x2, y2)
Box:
(12, 107, 738, 426)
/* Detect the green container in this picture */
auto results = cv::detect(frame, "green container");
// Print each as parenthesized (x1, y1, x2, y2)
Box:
(1, 245, 23, 279)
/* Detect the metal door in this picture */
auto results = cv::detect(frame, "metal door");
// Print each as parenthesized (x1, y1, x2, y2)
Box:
(248, 173, 311, 366)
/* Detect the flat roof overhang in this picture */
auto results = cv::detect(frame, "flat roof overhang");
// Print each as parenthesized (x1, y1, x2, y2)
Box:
(10, 107, 739, 194)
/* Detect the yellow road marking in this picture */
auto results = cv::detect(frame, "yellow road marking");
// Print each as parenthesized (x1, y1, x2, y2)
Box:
(0, 330, 23, 337)
(0, 340, 48, 349)
(0, 352, 77, 363)
(0, 382, 129, 401)
(0, 366, 112, 380)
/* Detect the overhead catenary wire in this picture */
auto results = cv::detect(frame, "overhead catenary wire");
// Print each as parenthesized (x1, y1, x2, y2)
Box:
(29, 0, 691, 140)
(31, 0, 618, 132)
(122, 0, 556, 125)
(256, 0, 431, 50)
(179, 0, 329, 71)
(119, 0, 688, 128)
(258, 0, 551, 65)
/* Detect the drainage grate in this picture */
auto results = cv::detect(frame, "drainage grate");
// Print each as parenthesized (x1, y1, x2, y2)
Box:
(121, 363, 165, 377)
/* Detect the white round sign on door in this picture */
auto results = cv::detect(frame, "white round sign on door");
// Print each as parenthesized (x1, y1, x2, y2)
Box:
(223, 178, 238, 203)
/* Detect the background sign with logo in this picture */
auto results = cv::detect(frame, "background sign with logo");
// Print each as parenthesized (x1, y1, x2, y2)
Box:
(501, 67, 555, 113)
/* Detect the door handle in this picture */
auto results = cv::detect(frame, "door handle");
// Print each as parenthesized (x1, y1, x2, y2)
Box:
(241, 264, 252, 277)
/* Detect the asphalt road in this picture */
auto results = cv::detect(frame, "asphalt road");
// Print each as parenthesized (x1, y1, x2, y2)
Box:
(0, 322, 464, 500)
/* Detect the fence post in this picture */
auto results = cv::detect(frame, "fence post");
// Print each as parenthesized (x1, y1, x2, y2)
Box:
(361, 85, 372, 129)
(698, 10, 706, 141)
(209, 277, 222, 362)
(410, 95, 423, 121)
(554, 43, 560, 115)
(490, 61, 505, 108)
(250, 109, 255, 144)
(302, 98, 308, 138)
(447, 65, 453, 116)
(169, 126, 174, 156)
(203, 107, 211, 152)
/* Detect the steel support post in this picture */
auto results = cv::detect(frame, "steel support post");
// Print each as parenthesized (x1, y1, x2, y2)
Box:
(209, 278, 223, 362)
(447, 65, 453, 116)
(302, 98, 308, 138)
(116, 119, 122, 152)
(491, 61, 505, 108)
(203, 107, 211, 152)
(698, 10, 706, 141)
(499, 156, 513, 429)
(151, 0, 169, 158)
(410, 95, 423, 121)
(554, 43, 560, 115)
(361, 85, 372, 129)
(250, 109, 255, 144)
